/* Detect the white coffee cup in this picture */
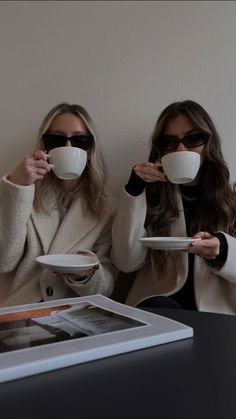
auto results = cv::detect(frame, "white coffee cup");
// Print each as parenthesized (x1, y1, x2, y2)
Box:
(161, 151, 200, 184)
(49, 147, 87, 180)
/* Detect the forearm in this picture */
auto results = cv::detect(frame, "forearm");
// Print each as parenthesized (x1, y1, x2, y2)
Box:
(112, 188, 148, 272)
(66, 218, 118, 297)
(204, 232, 228, 269)
(64, 262, 118, 297)
(125, 168, 147, 196)
(0, 175, 35, 271)
(210, 232, 236, 284)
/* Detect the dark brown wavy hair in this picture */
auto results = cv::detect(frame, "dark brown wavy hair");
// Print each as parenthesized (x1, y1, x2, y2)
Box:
(145, 100, 236, 276)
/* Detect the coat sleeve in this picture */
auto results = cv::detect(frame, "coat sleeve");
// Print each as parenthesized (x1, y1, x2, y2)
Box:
(0, 175, 35, 272)
(212, 232, 236, 284)
(64, 198, 118, 297)
(111, 187, 148, 273)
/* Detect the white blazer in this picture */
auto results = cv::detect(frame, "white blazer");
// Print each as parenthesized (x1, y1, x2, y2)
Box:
(112, 187, 236, 315)
(0, 175, 117, 307)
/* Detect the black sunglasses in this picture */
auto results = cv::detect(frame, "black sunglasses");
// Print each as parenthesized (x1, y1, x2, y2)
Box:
(157, 131, 210, 153)
(42, 133, 94, 152)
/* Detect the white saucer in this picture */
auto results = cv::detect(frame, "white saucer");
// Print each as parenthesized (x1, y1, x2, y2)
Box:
(139, 237, 202, 250)
(36, 254, 99, 273)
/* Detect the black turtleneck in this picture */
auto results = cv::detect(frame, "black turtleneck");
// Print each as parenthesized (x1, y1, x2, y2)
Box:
(170, 185, 198, 310)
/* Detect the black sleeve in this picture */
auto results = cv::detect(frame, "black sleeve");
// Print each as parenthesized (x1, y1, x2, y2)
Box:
(205, 232, 228, 268)
(125, 168, 147, 196)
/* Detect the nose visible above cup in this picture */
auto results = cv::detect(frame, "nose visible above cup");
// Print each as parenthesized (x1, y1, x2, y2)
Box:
(175, 142, 187, 152)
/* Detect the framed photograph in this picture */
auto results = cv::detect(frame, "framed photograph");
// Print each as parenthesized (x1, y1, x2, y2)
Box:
(0, 294, 193, 383)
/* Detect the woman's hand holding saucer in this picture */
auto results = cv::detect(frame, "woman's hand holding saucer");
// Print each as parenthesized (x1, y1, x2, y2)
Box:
(134, 162, 167, 183)
(55, 250, 99, 283)
(186, 231, 220, 260)
(9, 151, 54, 186)
(57, 266, 99, 283)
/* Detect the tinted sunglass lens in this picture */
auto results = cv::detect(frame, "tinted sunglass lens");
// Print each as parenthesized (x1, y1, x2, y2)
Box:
(70, 135, 94, 150)
(184, 132, 209, 148)
(43, 134, 67, 151)
(159, 138, 178, 152)
(166, 139, 179, 151)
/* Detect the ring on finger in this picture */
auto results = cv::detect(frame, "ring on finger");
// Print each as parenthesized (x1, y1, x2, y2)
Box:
(145, 174, 149, 181)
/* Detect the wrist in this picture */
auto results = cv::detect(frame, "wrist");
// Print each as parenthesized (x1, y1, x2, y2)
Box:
(65, 269, 95, 284)
(125, 168, 147, 196)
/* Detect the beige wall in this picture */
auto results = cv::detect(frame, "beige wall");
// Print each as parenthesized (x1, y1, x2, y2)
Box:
(1, 1, 236, 196)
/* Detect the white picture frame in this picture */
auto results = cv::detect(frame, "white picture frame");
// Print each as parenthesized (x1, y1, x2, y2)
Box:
(0, 294, 193, 383)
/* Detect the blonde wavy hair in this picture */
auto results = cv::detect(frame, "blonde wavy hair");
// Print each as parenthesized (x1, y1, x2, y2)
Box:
(34, 103, 107, 220)
(145, 100, 236, 277)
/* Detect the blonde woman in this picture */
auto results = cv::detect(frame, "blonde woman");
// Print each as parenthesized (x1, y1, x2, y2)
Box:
(0, 103, 117, 307)
(112, 100, 236, 314)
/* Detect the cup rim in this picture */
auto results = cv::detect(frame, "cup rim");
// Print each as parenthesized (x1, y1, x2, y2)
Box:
(161, 150, 200, 162)
(49, 146, 87, 155)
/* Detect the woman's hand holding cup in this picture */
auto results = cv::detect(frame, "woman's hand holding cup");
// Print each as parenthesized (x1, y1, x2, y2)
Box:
(9, 151, 54, 186)
(134, 161, 167, 183)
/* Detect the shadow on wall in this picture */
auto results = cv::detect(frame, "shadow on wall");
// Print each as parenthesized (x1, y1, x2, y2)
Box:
(111, 271, 136, 304)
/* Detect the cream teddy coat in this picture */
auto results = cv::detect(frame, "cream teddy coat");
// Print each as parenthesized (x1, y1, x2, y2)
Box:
(112, 188, 236, 315)
(0, 175, 117, 307)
